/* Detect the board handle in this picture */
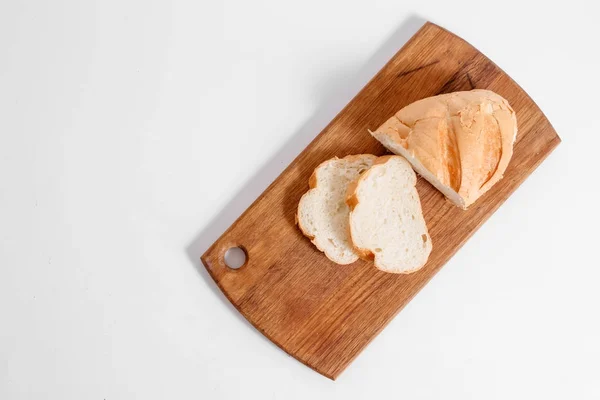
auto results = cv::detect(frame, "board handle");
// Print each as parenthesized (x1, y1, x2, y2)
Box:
(202, 241, 249, 279)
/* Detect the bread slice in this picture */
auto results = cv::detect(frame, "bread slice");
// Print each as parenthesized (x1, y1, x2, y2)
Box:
(346, 155, 432, 273)
(297, 154, 377, 264)
(371, 89, 517, 209)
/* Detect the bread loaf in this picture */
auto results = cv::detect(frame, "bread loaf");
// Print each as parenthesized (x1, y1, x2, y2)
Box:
(371, 89, 517, 209)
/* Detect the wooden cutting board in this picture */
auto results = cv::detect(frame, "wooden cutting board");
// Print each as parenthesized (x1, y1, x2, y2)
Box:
(202, 22, 560, 380)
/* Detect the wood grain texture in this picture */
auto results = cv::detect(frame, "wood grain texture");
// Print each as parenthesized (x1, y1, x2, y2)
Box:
(201, 22, 561, 380)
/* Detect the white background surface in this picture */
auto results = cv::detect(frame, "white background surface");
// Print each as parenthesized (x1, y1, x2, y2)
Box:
(1, 1, 599, 399)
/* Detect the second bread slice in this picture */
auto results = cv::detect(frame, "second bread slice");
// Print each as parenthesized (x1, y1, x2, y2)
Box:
(346, 155, 432, 273)
(297, 154, 377, 264)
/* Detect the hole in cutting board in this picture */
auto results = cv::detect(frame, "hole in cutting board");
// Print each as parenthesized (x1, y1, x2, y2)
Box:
(224, 247, 247, 269)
